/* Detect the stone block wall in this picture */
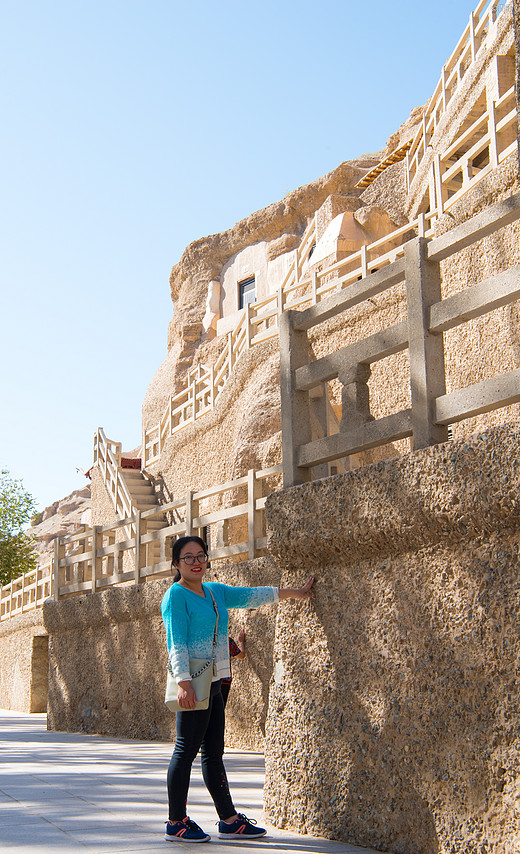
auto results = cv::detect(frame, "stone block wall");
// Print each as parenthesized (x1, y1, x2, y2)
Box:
(0, 610, 48, 713)
(263, 422, 520, 854)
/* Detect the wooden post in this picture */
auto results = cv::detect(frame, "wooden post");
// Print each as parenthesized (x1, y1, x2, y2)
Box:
(228, 332, 234, 370)
(488, 100, 499, 168)
(312, 269, 318, 305)
(245, 302, 252, 349)
(469, 10, 477, 61)
(210, 365, 215, 409)
(405, 237, 449, 449)
(53, 538, 65, 601)
(92, 526, 100, 593)
(279, 310, 313, 488)
(114, 542, 122, 577)
(20, 571, 26, 614)
(361, 244, 368, 278)
(433, 154, 445, 216)
(422, 113, 428, 148)
(309, 384, 330, 480)
(277, 286, 284, 319)
(185, 490, 194, 536)
(134, 512, 142, 584)
(191, 382, 196, 422)
(247, 469, 263, 560)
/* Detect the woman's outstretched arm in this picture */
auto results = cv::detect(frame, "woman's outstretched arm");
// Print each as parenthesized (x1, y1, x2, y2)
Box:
(278, 576, 315, 600)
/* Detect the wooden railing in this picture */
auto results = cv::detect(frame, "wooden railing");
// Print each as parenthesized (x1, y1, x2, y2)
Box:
(93, 427, 134, 522)
(52, 463, 281, 599)
(430, 83, 517, 214)
(143, 210, 442, 465)
(280, 192, 520, 486)
(0, 562, 52, 621)
(279, 213, 318, 293)
(407, 0, 512, 190)
(143, 216, 318, 465)
(0, 464, 282, 614)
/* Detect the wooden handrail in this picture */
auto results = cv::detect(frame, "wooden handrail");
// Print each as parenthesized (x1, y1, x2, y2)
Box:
(407, 0, 512, 190)
(142, 207, 441, 464)
(280, 191, 520, 487)
(0, 464, 283, 615)
(0, 562, 52, 621)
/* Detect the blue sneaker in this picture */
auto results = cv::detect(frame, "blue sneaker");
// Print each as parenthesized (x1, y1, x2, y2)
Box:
(217, 813, 266, 839)
(165, 817, 210, 842)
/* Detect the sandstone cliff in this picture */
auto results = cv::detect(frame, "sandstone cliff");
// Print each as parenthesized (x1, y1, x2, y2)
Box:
(30, 486, 91, 561)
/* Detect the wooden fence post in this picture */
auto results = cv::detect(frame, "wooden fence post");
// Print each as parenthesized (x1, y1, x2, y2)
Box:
(247, 469, 263, 560)
(92, 526, 101, 593)
(53, 538, 65, 601)
(361, 244, 368, 278)
(279, 310, 313, 488)
(245, 303, 252, 349)
(134, 513, 142, 584)
(488, 99, 499, 168)
(312, 269, 318, 305)
(469, 9, 476, 61)
(185, 490, 199, 537)
(433, 154, 445, 216)
(405, 237, 449, 449)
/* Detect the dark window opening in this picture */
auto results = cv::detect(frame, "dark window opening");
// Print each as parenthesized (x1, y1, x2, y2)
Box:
(239, 276, 256, 309)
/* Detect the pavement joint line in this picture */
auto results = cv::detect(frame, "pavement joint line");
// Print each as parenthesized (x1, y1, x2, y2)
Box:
(0, 710, 384, 854)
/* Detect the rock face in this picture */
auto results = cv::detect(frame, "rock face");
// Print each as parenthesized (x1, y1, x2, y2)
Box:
(140, 119, 425, 487)
(142, 155, 391, 432)
(263, 422, 520, 854)
(43, 557, 281, 747)
(30, 487, 91, 561)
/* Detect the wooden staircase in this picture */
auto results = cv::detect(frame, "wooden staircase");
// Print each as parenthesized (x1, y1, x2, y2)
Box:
(121, 468, 167, 566)
(94, 429, 169, 568)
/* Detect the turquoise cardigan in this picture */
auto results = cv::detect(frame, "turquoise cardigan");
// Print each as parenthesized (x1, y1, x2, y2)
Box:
(161, 581, 279, 683)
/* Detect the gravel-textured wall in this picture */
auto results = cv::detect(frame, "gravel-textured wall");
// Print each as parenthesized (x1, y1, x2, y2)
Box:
(263, 422, 520, 854)
(43, 422, 520, 852)
(43, 558, 281, 749)
(0, 610, 47, 712)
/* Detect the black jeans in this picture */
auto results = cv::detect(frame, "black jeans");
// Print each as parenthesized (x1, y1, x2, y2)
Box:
(167, 680, 235, 821)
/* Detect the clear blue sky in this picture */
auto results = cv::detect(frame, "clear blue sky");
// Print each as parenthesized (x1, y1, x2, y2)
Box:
(0, 0, 481, 512)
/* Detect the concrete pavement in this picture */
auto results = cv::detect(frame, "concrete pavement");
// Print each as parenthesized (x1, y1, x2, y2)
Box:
(0, 710, 382, 854)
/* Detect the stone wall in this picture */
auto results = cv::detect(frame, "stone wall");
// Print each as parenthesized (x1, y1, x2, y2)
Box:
(0, 610, 48, 713)
(263, 422, 520, 854)
(43, 558, 281, 750)
(43, 422, 520, 852)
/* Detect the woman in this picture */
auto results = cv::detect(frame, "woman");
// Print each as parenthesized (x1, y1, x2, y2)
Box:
(161, 535, 314, 843)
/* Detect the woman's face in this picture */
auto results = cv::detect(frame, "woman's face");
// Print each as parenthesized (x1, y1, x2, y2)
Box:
(175, 541, 208, 585)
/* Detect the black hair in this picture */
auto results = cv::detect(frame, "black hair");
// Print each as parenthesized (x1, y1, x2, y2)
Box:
(171, 535, 208, 582)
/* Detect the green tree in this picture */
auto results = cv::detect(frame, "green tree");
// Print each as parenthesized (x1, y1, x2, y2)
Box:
(0, 469, 38, 586)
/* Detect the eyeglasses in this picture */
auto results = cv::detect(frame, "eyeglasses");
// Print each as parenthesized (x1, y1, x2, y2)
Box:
(179, 553, 208, 565)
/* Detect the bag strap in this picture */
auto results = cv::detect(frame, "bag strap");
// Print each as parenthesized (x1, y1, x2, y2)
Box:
(205, 585, 219, 658)
(167, 585, 220, 679)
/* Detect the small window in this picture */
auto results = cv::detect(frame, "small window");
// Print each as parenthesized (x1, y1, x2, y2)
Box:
(238, 276, 256, 309)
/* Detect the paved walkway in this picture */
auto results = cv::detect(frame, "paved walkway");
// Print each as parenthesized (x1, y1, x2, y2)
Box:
(0, 711, 381, 854)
